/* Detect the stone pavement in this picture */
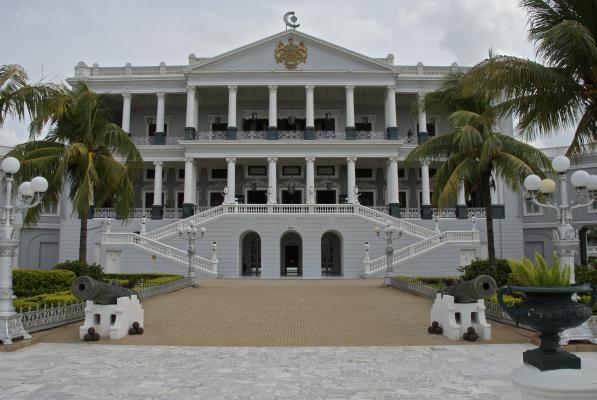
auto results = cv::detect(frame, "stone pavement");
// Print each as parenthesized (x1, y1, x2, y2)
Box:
(38, 279, 532, 346)
(2, 342, 597, 399)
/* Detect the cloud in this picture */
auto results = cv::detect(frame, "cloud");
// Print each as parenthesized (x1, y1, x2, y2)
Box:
(0, 125, 28, 146)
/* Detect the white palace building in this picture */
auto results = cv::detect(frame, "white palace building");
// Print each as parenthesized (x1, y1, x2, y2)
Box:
(7, 22, 596, 278)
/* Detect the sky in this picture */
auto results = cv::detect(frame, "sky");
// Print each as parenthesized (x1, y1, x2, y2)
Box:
(0, 0, 574, 148)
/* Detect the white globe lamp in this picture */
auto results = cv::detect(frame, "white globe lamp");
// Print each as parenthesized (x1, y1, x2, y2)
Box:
(586, 175, 597, 192)
(552, 155, 570, 173)
(18, 182, 34, 197)
(1, 157, 20, 174)
(30, 176, 49, 193)
(539, 178, 556, 195)
(524, 175, 542, 192)
(571, 170, 590, 188)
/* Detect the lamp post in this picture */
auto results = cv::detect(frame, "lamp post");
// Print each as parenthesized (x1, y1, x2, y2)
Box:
(1, 157, 48, 345)
(524, 154, 597, 344)
(177, 221, 206, 287)
(374, 221, 402, 286)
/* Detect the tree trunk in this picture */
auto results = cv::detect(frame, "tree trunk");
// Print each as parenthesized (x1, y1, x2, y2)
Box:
(481, 173, 496, 266)
(79, 206, 88, 263)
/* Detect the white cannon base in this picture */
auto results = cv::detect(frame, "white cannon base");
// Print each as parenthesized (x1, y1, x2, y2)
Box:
(430, 293, 491, 340)
(79, 295, 144, 340)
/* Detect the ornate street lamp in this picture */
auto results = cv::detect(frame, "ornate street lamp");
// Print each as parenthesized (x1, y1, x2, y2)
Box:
(374, 221, 402, 286)
(524, 154, 597, 344)
(177, 221, 206, 287)
(1, 157, 48, 345)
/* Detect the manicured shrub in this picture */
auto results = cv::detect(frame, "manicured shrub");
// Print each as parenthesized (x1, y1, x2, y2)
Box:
(133, 275, 182, 290)
(53, 260, 104, 280)
(103, 273, 180, 281)
(14, 291, 79, 311)
(458, 258, 511, 287)
(575, 264, 597, 287)
(13, 269, 76, 297)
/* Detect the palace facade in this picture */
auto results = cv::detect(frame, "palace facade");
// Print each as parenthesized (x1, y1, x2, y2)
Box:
(4, 28, 596, 277)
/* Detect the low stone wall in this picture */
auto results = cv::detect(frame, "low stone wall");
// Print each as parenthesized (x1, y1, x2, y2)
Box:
(20, 277, 193, 333)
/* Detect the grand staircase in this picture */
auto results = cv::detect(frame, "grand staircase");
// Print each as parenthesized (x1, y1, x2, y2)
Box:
(101, 204, 479, 277)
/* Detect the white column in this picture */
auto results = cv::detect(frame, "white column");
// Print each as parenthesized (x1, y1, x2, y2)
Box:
(386, 86, 397, 128)
(185, 86, 196, 128)
(153, 161, 163, 206)
(193, 91, 199, 131)
(268, 85, 278, 128)
(384, 92, 389, 128)
(156, 92, 166, 133)
(387, 157, 399, 204)
(183, 158, 194, 204)
(421, 162, 431, 206)
(267, 157, 277, 204)
(418, 92, 427, 133)
(227, 85, 237, 128)
(226, 157, 236, 203)
(458, 184, 466, 205)
(306, 157, 315, 204)
(497, 177, 505, 205)
(191, 160, 198, 205)
(345, 85, 355, 128)
(347, 157, 357, 204)
(121, 92, 132, 133)
(305, 85, 315, 128)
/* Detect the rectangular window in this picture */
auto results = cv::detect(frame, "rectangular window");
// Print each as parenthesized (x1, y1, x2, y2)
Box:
(146, 169, 155, 180)
(211, 169, 227, 179)
(317, 166, 335, 176)
(355, 168, 373, 178)
(399, 191, 407, 207)
(178, 169, 185, 180)
(248, 166, 267, 176)
(210, 192, 225, 206)
(282, 166, 301, 176)
(398, 168, 405, 179)
(524, 197, 542, 215)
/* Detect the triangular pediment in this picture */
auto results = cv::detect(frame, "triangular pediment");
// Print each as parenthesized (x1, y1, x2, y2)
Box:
(185, 30, 393, 73)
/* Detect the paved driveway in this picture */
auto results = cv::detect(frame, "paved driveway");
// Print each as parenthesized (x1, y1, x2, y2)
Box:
(38, 279, 532, 346)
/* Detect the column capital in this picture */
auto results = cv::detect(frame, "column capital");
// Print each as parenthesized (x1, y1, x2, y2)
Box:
(388, 156, 399, 163)
(185, 157, 194, 163)
(122, 92, 132, 100)
(227, 85, 237, 91)
(345, 85, 355, 92)
(346, 156, 358, 163)
(386, 85, 396, 92)
(305, 85, 315, 91)
(226, 157, 237, 163)
(186, 85, 196, 93)
(268, 85, 278, 91)
(267, 157, 278, 163)
(421, 160, 430, 167)
(156, 91, 166, 98)
(305, 156, 316, 162)
(153, 161, 164, 167)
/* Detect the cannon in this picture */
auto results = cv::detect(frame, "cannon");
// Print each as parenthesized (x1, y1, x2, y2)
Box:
(71, 275, 135, 305)
(439, 275, 497, 303)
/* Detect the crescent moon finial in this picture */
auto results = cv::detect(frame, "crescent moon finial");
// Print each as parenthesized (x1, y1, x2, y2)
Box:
(283, 11, 300, 30)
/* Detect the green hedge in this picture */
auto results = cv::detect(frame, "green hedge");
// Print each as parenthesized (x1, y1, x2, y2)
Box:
(458, 258, 511, 287)
(14, 291, 79, 311)
(133, 275, 182, 289)
(13, 269, 76, 297)
(54, 260, 103, 280)
(103, 273, 181, 280)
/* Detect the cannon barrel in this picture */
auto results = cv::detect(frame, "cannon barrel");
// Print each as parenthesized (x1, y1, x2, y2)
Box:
(440, 275, 497, 303)
(71, 275, 135, 305)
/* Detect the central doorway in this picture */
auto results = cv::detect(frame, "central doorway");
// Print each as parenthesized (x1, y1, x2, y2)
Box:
(280, 231, 302, 276)
(282, 190, 302, 204)
(241, 231, 261, 276)
(247, 190, 267, 204)
(316, 190, 336, 204)
(321, 231, 342, 276)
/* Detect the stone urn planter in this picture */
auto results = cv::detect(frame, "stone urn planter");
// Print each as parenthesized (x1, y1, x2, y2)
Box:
(497, 284, 596, 371)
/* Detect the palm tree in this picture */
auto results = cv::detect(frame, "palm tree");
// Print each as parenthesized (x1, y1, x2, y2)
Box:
(0, 64, 66, 131)
(8, 83, 143, 262)
(462, 0, 597, 157)
(405, 73, 552, 266)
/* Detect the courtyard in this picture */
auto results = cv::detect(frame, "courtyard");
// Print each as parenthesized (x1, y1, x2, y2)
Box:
(36, 279, 531, 346)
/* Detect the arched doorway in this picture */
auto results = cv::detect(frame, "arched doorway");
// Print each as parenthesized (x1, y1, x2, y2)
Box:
(321, 231, 342, 276)
(280, 231, 302, 276)
(241, 231, 261, 276)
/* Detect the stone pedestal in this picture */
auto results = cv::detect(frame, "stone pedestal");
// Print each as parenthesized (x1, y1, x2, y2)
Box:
(226, 126, 237, 140)
(151, 205, 163, 220)
(456, 205, 468, 219)
(389, 203, 400, 218)
(184, 127, 196, 140)
(386, 127, 398, 140)
(267, 127, 278, 140)
(430, 293, 492, 340)
(304, 126, 315, 140)
(79, 295, 144, 341)
(511, 365, 597, 400)
(153, 132, 165, 145)
(421, 205, 433, 220)
(345, 126, 356, 140)
(492, 204, 505, 219)
(417, 132, 429, 144)
(182, 203, 194, 219)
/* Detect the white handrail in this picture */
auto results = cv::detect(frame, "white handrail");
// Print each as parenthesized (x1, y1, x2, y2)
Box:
(102, 232, 217, 276)
(364, 230, 480, 275)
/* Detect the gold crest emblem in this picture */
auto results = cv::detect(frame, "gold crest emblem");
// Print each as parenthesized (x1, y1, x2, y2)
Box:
(274, 38, 307, 70)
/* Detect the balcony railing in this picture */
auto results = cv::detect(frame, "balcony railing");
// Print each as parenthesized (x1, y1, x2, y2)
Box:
(93, 208, 183, 219)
